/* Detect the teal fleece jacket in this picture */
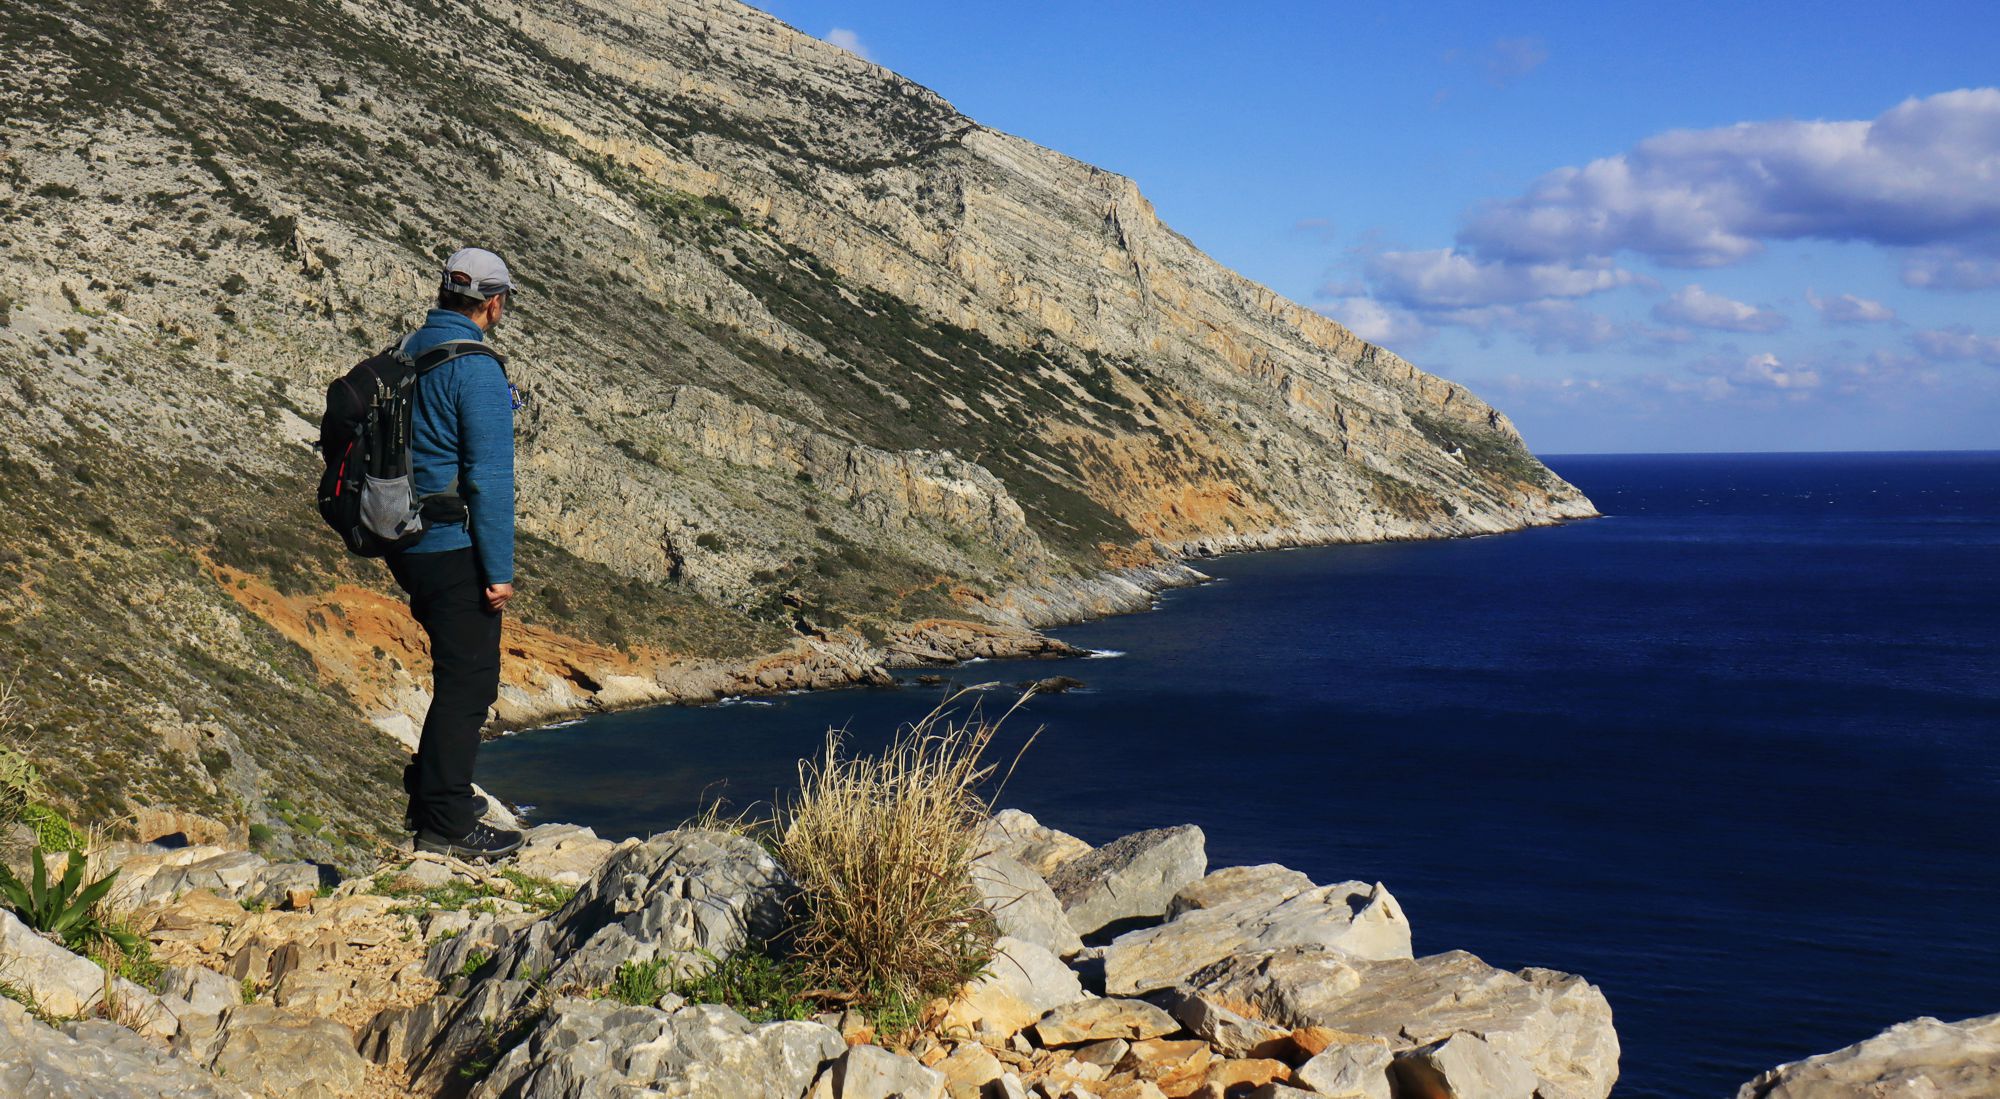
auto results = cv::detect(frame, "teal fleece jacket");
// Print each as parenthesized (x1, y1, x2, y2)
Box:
(401, 309, 515, 585)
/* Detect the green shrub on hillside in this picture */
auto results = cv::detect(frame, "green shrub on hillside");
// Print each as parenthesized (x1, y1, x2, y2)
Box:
(19, 804, 82, 852)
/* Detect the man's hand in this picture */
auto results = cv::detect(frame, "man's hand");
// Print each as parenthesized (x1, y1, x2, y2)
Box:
(485, 583, 515, 613)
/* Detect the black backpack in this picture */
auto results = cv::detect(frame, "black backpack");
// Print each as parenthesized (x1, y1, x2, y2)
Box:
(316, 336, 498, 557)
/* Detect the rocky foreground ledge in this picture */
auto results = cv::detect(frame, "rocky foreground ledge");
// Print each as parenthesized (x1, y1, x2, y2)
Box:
(1735, 1013, 2000, 1098)
(0, 811, 1630, 1098)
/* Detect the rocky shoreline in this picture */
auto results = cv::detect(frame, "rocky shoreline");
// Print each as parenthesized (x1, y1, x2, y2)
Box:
(5, 805, 1990, 1097)
(459, 560, 1208, 741)
(475, 498, 1600, 744)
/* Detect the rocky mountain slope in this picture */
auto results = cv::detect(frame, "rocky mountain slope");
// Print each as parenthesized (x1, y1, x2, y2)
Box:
(0, 0, 1593, 857)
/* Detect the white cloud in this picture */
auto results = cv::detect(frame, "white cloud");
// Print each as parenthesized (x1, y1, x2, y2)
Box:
(1366, 248, 1638, 309)
(1805, 289, 1896, 324)
(1456, 88, 2000, 272)
(1721, 351, 1821, 392)
(1818, 349, 1936, 395)
(1652, 284, 1788, 332)
(1320, 297, 1426, 346)
(1458, 347, 1943, 433)
(825, 27, 872, 60)
(1900, 246, 2000, 290)
(1912, 326, 2000, 365)
(1435, 300, 1624, 353)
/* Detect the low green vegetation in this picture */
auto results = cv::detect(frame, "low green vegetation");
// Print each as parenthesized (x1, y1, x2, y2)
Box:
(1354, 464, 1440, 522)
(102, 929, 163, 991)
(0, 847, 138, 956)
(607, 946, 815, 1022)
(605, 957, 673, 1007)
(458, 950, 492, 979)
(0, 700, 86, 852)
(497, 869, 576, 913)
(0, 453, 409, 854)
(1408, 410, 1551, 488)
(510, 532, 786, 661)
(369, 865, 576, 917)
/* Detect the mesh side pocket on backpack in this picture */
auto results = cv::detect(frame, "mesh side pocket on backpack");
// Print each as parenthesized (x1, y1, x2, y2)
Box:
(359, 474, 425, 542)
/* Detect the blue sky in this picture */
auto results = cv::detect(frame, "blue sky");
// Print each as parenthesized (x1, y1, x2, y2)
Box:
(750, 1, 2000, 453)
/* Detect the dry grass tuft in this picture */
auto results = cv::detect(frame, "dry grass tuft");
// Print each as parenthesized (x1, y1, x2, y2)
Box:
(674, 782, 767, 838)
(775, 690, 1033, 1008)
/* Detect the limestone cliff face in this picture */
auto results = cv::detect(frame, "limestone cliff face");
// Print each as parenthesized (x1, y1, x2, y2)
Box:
(0, 0, 1590, 854)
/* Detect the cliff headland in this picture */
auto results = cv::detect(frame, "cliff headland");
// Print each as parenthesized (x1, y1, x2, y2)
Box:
(0, 0, 1591, 856)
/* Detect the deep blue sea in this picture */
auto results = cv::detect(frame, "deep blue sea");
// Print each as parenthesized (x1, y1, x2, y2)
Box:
(483, 451, 2000, 1097)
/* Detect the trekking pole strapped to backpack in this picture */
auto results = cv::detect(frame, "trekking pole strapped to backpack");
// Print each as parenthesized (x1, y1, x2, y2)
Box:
(317, 337, 497, 557)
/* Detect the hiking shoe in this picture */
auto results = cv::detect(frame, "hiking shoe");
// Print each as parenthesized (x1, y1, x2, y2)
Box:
(403, 795, 488, 834)
(414, 822, 523, 862)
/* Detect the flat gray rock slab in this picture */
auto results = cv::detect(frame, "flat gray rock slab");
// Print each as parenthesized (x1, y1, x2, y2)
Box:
(980, 810, 1093, 878)
(0, 1000, 250, 1099)
(206, 1005, 370, 1098)
(1044, 825, 1205, 938)
(1105, 875, 1412, 995)
(0, 908, 113, 1019)
(1161, 985, 1292, 1058)
(1295, 1037, 1394, 1099)
(831, 1042, 946, 1099)
(510, 824, 628, 886)
(1738, 1011, 2000, 1099)
(472, 999, 843, 1099)
(1395, 1032, 1539, 1099)
(1168, 864, 1316, 919)
(941, 935, 1087, 1040)
(983, 936, 1087, 1014)
(160, 964, 238, 1017)
(1193, 946, 1620, 1099)
(971, 850, 1083, 958)
(1032, 997, 1180, 1046)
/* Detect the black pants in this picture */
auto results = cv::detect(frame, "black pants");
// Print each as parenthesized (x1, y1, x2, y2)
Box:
(386, 547, 499, 838)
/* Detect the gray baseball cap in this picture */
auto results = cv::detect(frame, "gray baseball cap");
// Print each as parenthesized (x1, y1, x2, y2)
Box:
(440, 247, 517, 301)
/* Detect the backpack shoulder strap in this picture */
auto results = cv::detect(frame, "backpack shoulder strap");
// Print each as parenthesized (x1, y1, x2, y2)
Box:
(413, 339, 505, 373)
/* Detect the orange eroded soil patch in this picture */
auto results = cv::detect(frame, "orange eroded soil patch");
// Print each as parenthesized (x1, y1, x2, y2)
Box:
(1044, 426, 1281, 543)
(208, 561, 667, 717)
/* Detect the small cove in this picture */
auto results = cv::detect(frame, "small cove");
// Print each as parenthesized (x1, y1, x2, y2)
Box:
(483, 451, 2000, 1096)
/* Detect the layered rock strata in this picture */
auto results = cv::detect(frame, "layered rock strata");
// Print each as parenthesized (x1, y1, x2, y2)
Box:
(0, 0, 1591, 844)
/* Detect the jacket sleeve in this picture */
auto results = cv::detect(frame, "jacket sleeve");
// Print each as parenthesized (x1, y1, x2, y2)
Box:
(455, 355, 516, 586)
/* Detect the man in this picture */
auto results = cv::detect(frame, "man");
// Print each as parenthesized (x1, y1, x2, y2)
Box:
(388, 247, 524, 860)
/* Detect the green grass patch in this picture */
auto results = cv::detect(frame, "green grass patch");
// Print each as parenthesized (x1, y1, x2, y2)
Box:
(498, 869, 575, 913)
(1408, 411, 1552, 488)
(458, 950, 492, 979)
(370, 866, 574, 916)
(604, 945, 814, 1023)
(670, 947, 814, 1022)
(97, 930, 164, 991)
